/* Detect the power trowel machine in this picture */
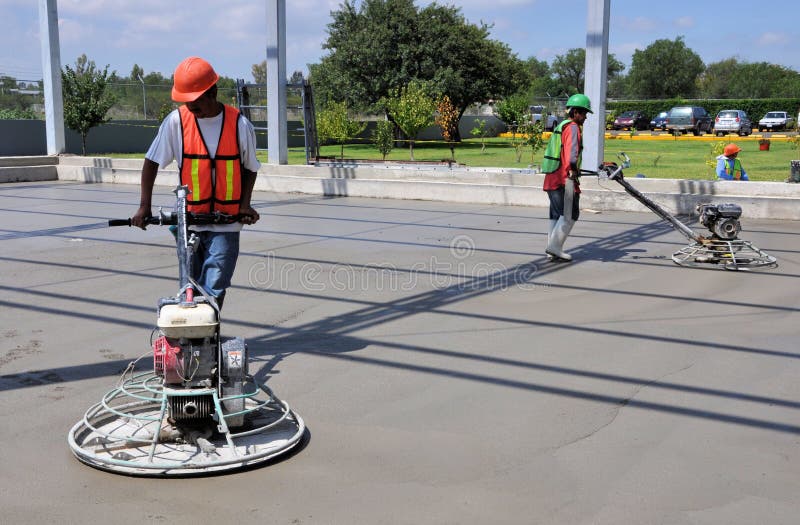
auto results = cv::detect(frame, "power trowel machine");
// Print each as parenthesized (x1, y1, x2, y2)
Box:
(586, 153, 777, 271)
(68, 185, 305, 476)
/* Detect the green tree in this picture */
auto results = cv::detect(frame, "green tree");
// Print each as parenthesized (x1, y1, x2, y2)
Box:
(289, 70, 305, 85)
(627, 37, 704, 98)
(0, 75, 40, 117)
(550, 48, 624, 94)
(130, 64, 144, 82)
(157, 102, 175, 121)
(0, 108, 37, 119)
(62, 54, 116, 155)
(518, 119, 545, 165)
(523, 56, 558, 96)
(310, 0, 525, 136)
(705, 141, 726, 178)
(415, 3, 526, 139)
(493, 92, 529, 134)
(316, 100, 366, 159)
(385, 80, 436, 161)
(698, 58, 739, 98)
(372, 120, 395, 160)
(252, 61, 266, 85)
(470, 118, 490, 154)
(728, 62, 800, 98)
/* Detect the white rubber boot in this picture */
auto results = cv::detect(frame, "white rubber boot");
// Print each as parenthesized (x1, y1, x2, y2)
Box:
(546, 219, 558, 259)
(545, 216, 574, 261)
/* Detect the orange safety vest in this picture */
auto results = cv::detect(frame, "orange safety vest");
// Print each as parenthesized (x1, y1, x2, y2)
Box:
(178, 104, 243, 214)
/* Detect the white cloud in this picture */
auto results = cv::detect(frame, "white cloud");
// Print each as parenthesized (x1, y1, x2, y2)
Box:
(757, 32, 789, 46)
(614, 16, 656, 32)
(452, 0, 535, 6)
(673, 16, 694, 28)
(58, 17, 93, 45)
(536, 46, 569, 62)
(60, 0, 128, 16)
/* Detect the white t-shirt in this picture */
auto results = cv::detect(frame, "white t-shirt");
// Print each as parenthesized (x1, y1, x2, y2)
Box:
(146, 107, 261, 232)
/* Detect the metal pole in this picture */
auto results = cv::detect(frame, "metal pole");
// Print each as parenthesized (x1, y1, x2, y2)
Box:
(137, 73, 147, 120)
(266, 0, 288, 164)
(582, 0, 610, 171)
(38, 0, 65, 154)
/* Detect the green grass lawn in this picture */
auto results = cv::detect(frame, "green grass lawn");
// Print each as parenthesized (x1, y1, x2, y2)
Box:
(596, 137, 797, 181)
(105, 136, 800, 182)
(293, 136, 799, 181)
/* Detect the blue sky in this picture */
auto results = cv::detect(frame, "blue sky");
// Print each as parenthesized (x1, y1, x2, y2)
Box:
(2, 0, 798, 82)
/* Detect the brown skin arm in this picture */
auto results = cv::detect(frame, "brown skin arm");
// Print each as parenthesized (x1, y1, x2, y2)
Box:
(238, 168, 260, 225)
(132, 158, 159, 229)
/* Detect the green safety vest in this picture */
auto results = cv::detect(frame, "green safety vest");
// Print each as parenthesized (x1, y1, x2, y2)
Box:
(541, 119, 582, 174)
(725, 158, 744, 180)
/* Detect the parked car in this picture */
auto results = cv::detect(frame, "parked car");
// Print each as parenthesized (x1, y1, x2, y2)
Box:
(612, 110, 649, 131)
(714, 109, 752, 136)
(529, 105, 559, 131)
(665, 106, 713, 136)
(758, 111, 795, 131)
(649, 111, 668, 131)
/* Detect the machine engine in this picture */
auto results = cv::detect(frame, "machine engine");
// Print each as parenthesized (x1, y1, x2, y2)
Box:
(697, 203, 742, 240)
(153, 301, 220, 422)
(151, 300, 248, 426)
(154, 302, 218, 387)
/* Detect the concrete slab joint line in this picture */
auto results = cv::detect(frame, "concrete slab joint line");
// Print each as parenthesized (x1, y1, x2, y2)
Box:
(2, 155, 800, 219)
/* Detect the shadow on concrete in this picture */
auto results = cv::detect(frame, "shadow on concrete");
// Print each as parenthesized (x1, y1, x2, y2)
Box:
(3, 189, 798, 437)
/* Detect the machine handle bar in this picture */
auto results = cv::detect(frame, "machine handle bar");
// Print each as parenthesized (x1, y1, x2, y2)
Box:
(108, 212, 242, 227)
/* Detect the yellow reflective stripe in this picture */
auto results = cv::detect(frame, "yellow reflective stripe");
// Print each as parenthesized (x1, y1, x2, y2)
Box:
(225, 160, 234, 200)
(191, 159, 201, 198)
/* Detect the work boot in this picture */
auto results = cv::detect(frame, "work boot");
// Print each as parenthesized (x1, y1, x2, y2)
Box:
(546, 219, 558, 260)
(545, 216, 574, 261)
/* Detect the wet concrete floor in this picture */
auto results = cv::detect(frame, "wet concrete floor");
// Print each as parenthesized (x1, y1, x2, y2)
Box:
(1, 181, 799, 524)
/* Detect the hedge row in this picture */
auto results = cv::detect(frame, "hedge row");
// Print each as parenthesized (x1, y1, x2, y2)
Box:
(606, 98, 800, 122)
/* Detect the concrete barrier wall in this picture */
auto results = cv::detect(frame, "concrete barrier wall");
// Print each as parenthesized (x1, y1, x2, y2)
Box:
(52, 156, 800, 220)
(0, 115, 507, 157)
(0, 119, 309, 155)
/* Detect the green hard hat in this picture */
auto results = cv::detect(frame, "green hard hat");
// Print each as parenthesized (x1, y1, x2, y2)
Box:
(566, 93, 593, 113)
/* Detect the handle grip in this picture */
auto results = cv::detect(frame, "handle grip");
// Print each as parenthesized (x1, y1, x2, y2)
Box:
(108, 212, 241, 227)
(107, 217, 163, 227)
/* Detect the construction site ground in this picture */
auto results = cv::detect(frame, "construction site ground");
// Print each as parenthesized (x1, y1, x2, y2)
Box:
(1, 181, 798, 524)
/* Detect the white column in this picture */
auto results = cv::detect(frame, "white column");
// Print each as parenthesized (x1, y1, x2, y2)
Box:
(582, 0, 610, 171)
(38, 0, 65, 155)
(266, 0, 288, 164)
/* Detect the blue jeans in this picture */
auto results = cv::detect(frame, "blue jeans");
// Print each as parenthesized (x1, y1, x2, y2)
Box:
(187, 231, 240, 300)
(547, 187, 580, 221)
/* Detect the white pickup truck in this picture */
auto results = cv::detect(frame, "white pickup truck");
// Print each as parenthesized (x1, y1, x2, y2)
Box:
(529, 105, 559, 131)
(758, 111, 795, 131)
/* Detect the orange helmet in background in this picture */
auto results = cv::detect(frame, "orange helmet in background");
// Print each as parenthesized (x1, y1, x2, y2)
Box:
(724, 143, 742, 156)
(171, 57, 219, 102)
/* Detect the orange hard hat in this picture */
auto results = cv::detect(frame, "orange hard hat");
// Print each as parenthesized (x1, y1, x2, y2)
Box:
(724, 143, 741, 156)
(171, 57, 219, 102)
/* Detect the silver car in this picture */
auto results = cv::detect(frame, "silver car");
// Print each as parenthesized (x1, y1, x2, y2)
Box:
(714, 109, 751, 136)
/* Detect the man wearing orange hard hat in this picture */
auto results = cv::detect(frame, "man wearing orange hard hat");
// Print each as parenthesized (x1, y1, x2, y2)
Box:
(133, 56, 261, 308)
(716, 143, 749, 181)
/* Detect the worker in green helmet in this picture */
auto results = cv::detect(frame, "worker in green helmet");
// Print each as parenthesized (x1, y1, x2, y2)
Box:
(540, 93, 592, 261)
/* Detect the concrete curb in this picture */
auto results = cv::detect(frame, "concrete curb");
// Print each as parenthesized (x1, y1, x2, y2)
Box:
(0, 155, 59, 183)
(6, 155, 800, 220)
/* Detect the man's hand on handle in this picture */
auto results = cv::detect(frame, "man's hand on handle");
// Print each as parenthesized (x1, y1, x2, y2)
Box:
(131, 206, 152, 230)
(238, 206, 260, 225)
